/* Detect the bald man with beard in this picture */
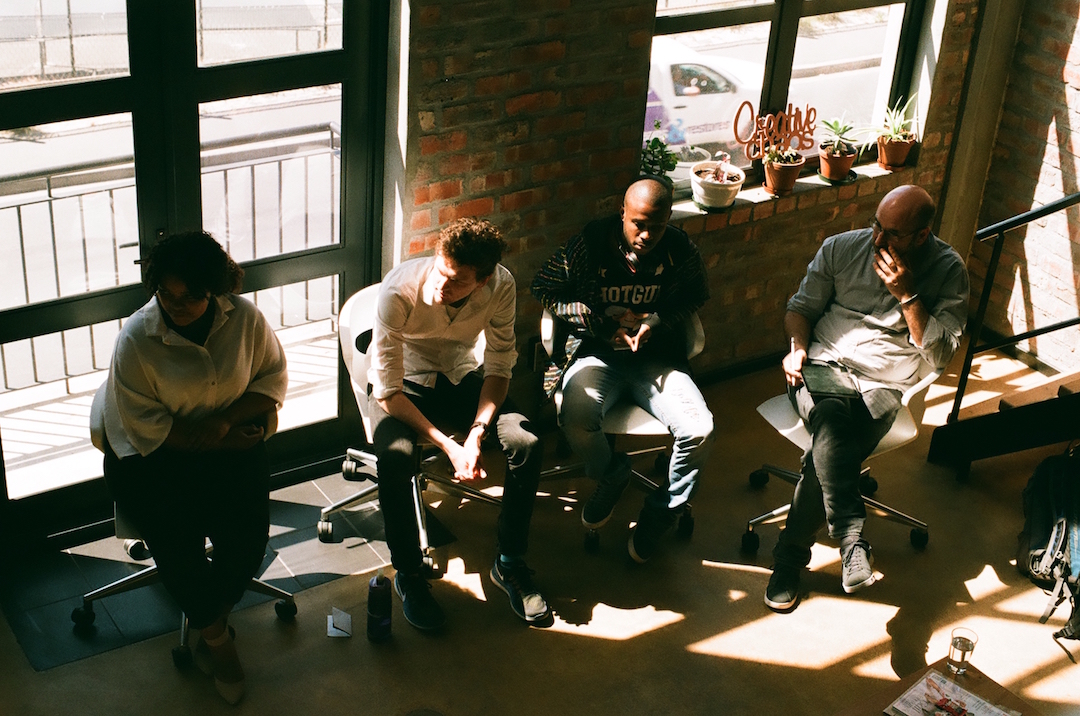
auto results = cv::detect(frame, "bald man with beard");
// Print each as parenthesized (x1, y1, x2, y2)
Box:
(765, 184, 970, 613)
(532, 177, 715, 564)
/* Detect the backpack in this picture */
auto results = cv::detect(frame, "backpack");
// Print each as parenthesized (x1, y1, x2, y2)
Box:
(1016, 445, 1080, 661)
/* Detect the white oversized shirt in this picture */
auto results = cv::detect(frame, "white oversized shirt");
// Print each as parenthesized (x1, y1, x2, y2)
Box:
(368, 257, 518, 400)
(103, 294, 288, 458)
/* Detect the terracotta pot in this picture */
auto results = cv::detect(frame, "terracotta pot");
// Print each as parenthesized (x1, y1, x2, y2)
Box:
(690, 160, 745, 208)
(877, 135, 917, 170)
(763, 155, 806, 197)
(818, 145, 857, 181)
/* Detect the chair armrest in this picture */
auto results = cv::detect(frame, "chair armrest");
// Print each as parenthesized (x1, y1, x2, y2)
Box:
(900, 369, 941, 407)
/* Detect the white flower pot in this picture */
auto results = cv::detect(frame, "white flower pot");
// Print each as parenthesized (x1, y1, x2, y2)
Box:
(690, 161, 745, 208)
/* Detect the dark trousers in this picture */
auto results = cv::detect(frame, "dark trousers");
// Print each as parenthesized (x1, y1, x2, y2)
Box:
(773, 385, 897, 570)
(369, 371, 542, 574)
(103, 439, 270, 630)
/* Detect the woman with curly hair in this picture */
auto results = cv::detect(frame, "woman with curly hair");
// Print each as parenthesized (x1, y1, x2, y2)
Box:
(101, 231, 287, 704)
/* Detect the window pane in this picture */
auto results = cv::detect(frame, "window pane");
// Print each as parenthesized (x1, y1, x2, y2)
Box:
(242, 275, 339, 431)
(200, 86, 341, 261)
(0, 0, 129, 93)
(647, 27, 768, 170)
(1, 319, 120, 499)
(0, 114, 140, 308)
(196, 0, 343, 66)
(657, 0, 773, 16)
(789, 6, 906, 158)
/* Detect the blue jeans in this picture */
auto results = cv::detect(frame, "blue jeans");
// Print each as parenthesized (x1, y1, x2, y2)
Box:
(559, 355, 714, 511)
(773, 385, 898, 570)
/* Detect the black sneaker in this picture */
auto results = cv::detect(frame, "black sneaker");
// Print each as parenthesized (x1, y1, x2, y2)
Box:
(393, 571, 446, 631)
(764, 566, 801, 612)
(582, 455, 632, 529)
(627, 505, 678, 563)
(490, 559, 552, 625)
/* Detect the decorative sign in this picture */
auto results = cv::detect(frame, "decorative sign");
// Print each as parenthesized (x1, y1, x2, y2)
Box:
(733, 100, 817, 161)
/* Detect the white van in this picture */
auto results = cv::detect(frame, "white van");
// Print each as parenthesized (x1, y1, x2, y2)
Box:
(646, 36, 762, 165)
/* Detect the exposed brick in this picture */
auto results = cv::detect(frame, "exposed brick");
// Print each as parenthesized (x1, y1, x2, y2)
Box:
(475, 75, 509, 96)
(438, 197, 495, 224)
(410, 210, 432, 231)
(419, 132, 468, 157)
(506, 91, 562, 117)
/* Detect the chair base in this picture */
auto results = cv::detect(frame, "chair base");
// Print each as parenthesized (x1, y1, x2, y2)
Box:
(321, 446, 503, 574)
(740, 463, 929, 554)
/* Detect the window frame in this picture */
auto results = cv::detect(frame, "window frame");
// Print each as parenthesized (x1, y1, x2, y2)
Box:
(0, 0, 387, 547)
(655, 0, 928, 176)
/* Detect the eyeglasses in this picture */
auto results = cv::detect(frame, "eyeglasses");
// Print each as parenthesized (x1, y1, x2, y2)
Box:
(156, 288, 209, 307)
(870, 217, 923, 243)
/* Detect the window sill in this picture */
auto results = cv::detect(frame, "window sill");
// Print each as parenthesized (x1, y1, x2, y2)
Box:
(671, 161, 903, 222)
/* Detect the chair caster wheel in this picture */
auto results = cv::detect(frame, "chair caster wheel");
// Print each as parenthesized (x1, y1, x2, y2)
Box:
(910, 528, 929, 550)
(71, 604, 96, 628)
(654, 452, 670, 475)
(749, 469, 769, 489)
(317, 520, 333, 542)
(124, 539, 151, 561)
(172, 645, 192, 669)
(676, 511, 694, 539)
(859, 475, 878, 496)
(583, 530, 600, 553)
(275, 599, 297, 621)
(741, 530, 760, 554)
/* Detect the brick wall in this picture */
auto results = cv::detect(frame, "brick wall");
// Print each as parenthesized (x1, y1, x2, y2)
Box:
(973, 0, 1080, 370)
(399, 0, 979, 378)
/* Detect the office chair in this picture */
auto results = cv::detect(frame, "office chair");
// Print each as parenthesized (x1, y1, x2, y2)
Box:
(318, 283, 502, 574)
(740, 363, 940, 554)
(72, 384, 297, 668)
(538, 308, 704, 551)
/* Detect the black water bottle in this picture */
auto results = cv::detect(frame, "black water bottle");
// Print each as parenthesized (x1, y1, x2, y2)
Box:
(367, 568, 392, 642)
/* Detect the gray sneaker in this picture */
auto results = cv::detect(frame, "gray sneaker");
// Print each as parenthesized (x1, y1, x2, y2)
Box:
(490, 559, 552, 625)
(841, 539, 876, 593)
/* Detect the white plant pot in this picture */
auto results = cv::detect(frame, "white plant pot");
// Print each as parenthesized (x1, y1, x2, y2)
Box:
(690, 161, 745, 208)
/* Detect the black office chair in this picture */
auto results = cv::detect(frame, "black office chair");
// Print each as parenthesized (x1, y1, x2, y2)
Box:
(538, 308, 704, 550)
(741, 363, 940, 554)
(71, 384, 297, 668)
(317, 283, 502, 574)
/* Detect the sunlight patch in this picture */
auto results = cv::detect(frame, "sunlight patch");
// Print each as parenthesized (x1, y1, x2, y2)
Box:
(440, 557, 486, 601)
(964, 564, 1008, 602)
(926, 616, 1074, 686)
(687, 597, 898, 667)
(852, 652, 900, 681)
(546, 603, 683, 641)
(994, 587, 1069, 624)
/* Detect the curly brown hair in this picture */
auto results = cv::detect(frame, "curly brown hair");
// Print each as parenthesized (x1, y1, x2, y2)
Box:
(436, 217, 507, 280)
(143, 231, 244, 297)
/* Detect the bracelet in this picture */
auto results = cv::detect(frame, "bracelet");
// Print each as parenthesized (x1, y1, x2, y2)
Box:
(470, 421, 488, 436)
(900, 293, 919, 307)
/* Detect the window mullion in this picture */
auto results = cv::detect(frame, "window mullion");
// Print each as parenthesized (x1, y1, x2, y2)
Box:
(761, 0, 804, 116)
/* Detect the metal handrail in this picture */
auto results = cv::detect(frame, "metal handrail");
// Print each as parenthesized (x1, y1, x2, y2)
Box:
(947, 191, 1080, 423)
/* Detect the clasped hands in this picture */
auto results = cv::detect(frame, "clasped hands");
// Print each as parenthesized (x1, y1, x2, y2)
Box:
(445, 423, 488, 481)
(612, 309, 652, 352)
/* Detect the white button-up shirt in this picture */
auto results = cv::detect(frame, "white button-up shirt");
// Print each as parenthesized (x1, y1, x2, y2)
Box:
(103, 294, 288, 458)
(368, 257, 518, 400)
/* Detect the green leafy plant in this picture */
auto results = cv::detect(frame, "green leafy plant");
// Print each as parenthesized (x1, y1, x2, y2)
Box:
(878, 94, 917, 142)
(640, 120, 679, 176)
(763, 144, 801, 165)
(819, 116, 864, 156)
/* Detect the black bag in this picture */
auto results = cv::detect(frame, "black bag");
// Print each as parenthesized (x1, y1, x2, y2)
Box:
(1016, 445, 1080, 661)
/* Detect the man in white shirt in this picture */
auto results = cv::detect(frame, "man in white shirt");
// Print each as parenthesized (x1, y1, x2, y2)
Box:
(367, 217, 550, 630)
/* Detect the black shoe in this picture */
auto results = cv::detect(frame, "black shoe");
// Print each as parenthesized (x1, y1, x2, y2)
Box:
(490, 559, 552, 625)
(582, 455, 632, 529)
(764, 566, 801, 612)
(627, 505, 678, 564)
(394, 571, 446, 631)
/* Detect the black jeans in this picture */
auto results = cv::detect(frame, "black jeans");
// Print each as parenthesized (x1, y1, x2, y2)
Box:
(773, 385, 898, 570)
(103, 439, 270, 629)
(369, 371, 542, 574)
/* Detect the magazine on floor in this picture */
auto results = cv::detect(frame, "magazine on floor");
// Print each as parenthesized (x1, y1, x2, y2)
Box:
(885, 669, 1013, 716)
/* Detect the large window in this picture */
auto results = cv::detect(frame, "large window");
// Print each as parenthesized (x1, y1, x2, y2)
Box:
(0, 2, 383, 545)
(652, 0, 925, 169)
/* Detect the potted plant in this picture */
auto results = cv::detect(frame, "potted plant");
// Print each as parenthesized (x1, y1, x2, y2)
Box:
(818, 116, 862, 182)
(640, 119, 678, 191)
(875, 95, 917, 170)
(762, 144, 805, 197)
(690, 151, 745, 209)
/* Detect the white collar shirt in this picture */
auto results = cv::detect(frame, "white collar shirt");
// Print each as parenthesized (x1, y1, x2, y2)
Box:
(103, 294, 288, 458)
(368, 257, 518, 400)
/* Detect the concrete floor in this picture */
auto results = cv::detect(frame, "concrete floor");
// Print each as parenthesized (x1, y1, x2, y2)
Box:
(2, 354, 1079, 716)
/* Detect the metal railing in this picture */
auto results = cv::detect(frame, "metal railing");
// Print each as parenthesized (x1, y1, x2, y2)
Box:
(947, 191, 1080, 423)
(0, 121, 342, 393)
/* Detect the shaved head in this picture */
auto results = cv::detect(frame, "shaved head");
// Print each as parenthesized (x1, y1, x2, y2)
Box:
(625, 177, 673, 215)
(878, 184, 935, 233)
